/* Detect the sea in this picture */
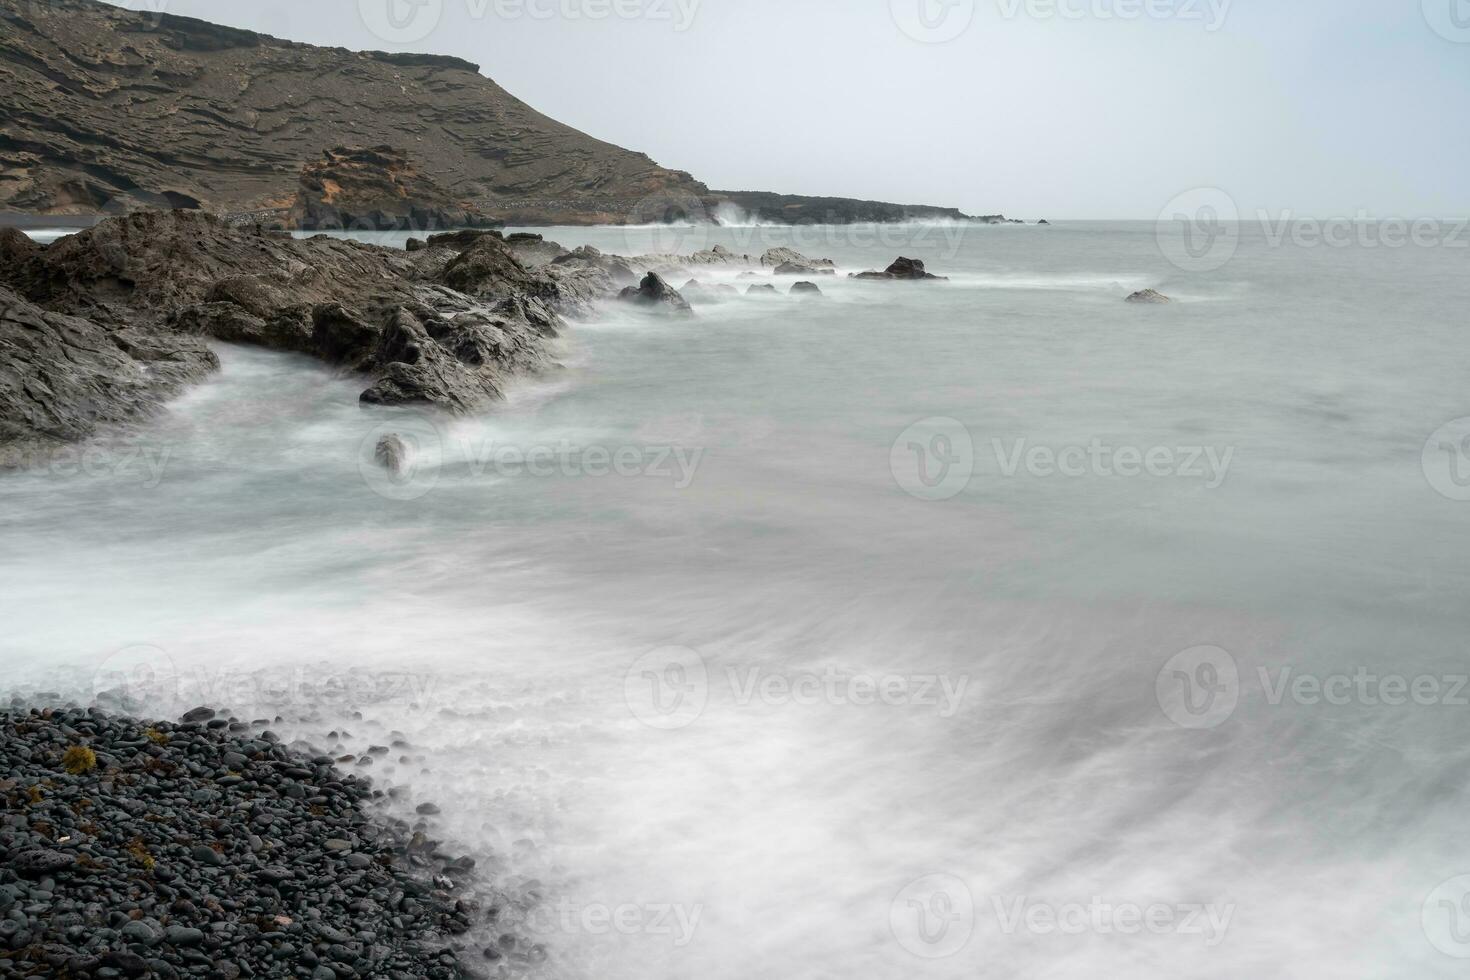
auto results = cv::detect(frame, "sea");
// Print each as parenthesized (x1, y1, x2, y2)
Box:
(4, 218, 1470, 978)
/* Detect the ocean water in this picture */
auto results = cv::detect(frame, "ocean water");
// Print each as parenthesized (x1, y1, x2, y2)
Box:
(4, 221, 1470, 978)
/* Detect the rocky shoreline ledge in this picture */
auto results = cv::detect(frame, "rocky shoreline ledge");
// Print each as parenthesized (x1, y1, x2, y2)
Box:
(0, 704, 511, 979)
(0, 210, 923, 458)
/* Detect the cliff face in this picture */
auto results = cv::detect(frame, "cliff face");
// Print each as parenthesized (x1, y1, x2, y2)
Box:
(0, 0, 709, 225)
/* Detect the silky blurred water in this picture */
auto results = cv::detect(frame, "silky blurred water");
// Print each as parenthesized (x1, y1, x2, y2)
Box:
(4, 221, 1470, 978)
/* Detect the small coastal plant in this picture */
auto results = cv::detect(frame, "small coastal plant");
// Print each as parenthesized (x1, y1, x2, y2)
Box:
(62, 745, 97, 775)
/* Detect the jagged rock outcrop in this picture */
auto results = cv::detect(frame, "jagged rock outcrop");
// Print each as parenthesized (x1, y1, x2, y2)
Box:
(852, 257, 947, 281)
(552, 246, 639, 286)
(618, 272, 692, 315)
(760, 248, 835, 271)
(1125, 289, 1171, 304)
(0, 211, 620, 450)
(0, 284, 217, 454)
(290, 146, 501, 232)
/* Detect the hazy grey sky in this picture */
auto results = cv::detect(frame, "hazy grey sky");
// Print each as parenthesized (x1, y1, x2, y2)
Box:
(104, 0, 1469, 219)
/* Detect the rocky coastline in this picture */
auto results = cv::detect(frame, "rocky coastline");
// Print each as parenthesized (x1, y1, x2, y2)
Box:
(0, 0, 1008, 230)
(0, 211, 931, 459)
(0, 704, 508, 979)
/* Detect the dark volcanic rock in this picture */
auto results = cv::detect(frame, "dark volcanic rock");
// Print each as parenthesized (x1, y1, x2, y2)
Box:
(618, 272, 692, 315)
(552, 245, 639, 286)
(290, 146, 502, 232)
(760, 248, 834, 271)
(851, 256, 947, 281)
(0, 284, 218, 455)
(1125, 288, 1171, 304)
(0, 705, 486, 978)
(0, 210, 599, 448)
(374, 433, 411, 475)
(717, 191, 979, 224)
(406, 229, 505, 253)
(790, 281, 824, 297)
(0, 0, 710, 226)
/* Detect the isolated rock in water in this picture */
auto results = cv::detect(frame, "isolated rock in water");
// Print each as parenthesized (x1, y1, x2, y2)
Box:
(1037, 219, 1051, 225)
(290, 145, 502, 231)
(618, 272, 692, 314)
(852, 256, 947, 281)
(1125, 288, 1171, 304)
(746, 283, 780, 295)
(374, 433, 411, 475)
(681, 279, 739, 300)
(760, 247, 835, 270)
(790, 281, 824, 296)
(737, 271, 765, 280)
(773, 261, 835, 276)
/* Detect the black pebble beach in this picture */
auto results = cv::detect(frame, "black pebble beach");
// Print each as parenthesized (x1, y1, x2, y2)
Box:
(0, 705, 496, 979)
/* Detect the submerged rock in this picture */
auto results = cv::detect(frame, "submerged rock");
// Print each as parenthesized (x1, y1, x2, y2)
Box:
(681, 279, 739, 301)
(1125, 288, 1171, 304)
(618, 272, 693, 314)
(790, 281, 824, 297)
(374, 433, 411, 475)
(851, 256, 947, 281)
(745, 283, 780, 296)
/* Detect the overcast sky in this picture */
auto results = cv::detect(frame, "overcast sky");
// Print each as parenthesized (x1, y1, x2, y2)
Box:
(104, 0, 1469, 219)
